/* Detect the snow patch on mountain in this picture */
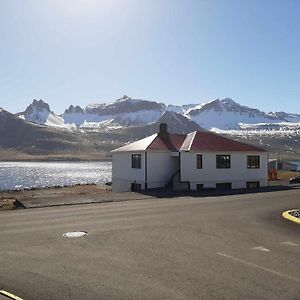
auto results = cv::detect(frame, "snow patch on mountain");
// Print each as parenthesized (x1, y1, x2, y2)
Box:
(184, 98, 284, 129)
(269, 112, 300, 123)
(212, 122, 300, 138)
(63, 95, 165, 126)
(20, 99, 67, 128)
(166, 103, 198, 114)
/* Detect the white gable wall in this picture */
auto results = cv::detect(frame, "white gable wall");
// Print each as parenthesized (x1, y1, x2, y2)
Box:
(112, 151, 180, 192)
(112, 151, 145, 192)
(180, 151, 268, 190)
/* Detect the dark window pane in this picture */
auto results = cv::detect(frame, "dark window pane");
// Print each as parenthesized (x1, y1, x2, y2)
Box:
(247, 156, 260, 169)
(196, 184, 204, 191)
(216, 182, 232, 190)
(132, 154, 141, 169)
(216, 155, 230, 168)
(131, 183, 141, 191)
(196, 154, 202, 169)
(246, 181, 260, 189)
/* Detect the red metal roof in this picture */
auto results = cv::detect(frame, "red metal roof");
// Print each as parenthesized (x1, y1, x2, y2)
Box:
(147, 133, 186, 151)
(186, 131, 266, 152)
(112, 131, 266, 153)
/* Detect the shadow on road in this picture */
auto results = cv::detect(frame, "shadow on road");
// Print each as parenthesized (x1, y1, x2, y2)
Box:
(138, 185, 297, 199)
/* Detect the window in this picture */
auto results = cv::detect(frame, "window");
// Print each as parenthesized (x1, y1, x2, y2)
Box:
(196, 184, 204, 191)
(216, 182, 232, 190)
(196, 154, 203, 169)
(132, 154, 141, 169)
(216, 155, 230, 168)
(246, 181, 260, 189)
(131, 183, 141, 191)
(247, 156, 260, 169)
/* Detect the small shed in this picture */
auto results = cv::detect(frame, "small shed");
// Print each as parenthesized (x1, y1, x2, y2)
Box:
(268, 159, 297, 171)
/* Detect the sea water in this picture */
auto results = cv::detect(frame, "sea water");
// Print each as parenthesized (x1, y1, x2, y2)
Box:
(0, 161, 112, 191)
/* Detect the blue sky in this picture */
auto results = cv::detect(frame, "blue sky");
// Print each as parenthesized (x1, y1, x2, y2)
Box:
(0, 0, 299, 114)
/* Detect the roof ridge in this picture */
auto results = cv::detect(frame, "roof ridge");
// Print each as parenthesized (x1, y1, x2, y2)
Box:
(145, 133, 158, 151)
(187, 131, 197, 151)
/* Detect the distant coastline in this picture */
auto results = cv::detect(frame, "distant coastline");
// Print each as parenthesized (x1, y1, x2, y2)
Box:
(0, 149, 112, 162)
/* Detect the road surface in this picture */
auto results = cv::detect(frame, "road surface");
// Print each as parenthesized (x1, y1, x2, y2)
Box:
(1, 188, 300, 299)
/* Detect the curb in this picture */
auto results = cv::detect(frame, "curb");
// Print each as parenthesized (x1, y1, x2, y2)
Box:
(282, 209, 300, 225)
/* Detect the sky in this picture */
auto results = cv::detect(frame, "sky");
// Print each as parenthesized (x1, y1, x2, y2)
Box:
(0, 0, 299, 114)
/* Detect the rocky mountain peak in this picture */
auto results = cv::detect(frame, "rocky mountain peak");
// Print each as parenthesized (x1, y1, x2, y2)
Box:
(25, 99, 51, 115)
(117, 95, 132, 102)
(64, 105, 85, 114)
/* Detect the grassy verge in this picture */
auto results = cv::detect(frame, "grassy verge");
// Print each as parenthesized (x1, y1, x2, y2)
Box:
(0, 198, 17, 210)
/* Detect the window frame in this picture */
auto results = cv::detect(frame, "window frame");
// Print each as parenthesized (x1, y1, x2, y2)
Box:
(131, 154, 141, 169)
(196, 154, 203, 169)
(216, 182, 232, 190)
(246, 181, 260, 189)
(216, 155, 231, 169)
(247, 155, 260, 169)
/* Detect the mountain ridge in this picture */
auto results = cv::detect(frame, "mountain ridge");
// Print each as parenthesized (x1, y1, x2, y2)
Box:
(16, 95, 298, 131)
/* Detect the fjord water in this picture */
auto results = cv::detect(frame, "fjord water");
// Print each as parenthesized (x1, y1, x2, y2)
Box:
(0, 161, 112, 191)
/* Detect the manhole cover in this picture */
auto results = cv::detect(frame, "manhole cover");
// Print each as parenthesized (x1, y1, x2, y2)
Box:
(63, 231, 88, 238)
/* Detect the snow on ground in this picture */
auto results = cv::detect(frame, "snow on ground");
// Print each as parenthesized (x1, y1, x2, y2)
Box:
(212, 122, 300, 138)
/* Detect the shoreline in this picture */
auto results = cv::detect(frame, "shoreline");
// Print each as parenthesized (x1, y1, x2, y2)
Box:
(0, 184, 113, 210)
(0, 158, 112, 163)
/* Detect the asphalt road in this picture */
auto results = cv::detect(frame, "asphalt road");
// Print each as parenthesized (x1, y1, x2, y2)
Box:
(1, 188, 300, 300)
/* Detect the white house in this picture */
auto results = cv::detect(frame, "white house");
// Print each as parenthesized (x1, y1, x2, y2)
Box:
(112, 124, 268, 192)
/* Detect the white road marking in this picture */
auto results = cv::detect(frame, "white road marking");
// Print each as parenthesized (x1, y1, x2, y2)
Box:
(280, 241, 299, 247)
(251, 246, 270, 252)
(0, 290, 24, 300)
(217, 252, 300, 283)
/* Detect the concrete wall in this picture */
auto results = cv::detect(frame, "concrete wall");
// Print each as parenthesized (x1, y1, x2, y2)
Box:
(180, 151, 268, 190)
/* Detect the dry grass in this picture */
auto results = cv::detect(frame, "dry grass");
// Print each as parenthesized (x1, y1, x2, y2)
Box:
(0, 184, 111, 205)
(277, 170, 300, 180)
(0, 198, 16, 210)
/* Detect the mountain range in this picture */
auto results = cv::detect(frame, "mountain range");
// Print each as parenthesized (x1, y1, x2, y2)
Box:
(1, 96, 300, 160)
(15, 95, 300, 130)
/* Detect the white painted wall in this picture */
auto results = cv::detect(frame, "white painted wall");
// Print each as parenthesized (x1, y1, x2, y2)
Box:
(112, 151, 180, 192)
(147, 152, 179, 189)
(113, 150, 268, 192)
(180, 151, 268, 190)
(112, 152, 145, 192)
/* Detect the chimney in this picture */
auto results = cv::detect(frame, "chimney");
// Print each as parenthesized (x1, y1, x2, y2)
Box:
(159, 123, 169, 139)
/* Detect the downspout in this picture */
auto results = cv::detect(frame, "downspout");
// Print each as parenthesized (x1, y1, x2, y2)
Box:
(267, 151, 269, 186)
(179, 151, 182, 182)
(145, 151, 148, 190)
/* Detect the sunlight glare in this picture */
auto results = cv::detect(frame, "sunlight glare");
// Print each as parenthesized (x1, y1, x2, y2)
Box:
(58, 0, 117, 18)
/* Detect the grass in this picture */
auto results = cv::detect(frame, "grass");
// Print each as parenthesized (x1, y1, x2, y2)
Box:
(276, 170, 300, 180)
(0, 198, 16, 210)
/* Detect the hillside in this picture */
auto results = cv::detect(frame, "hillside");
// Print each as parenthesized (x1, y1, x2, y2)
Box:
(0, 108, 105, 160)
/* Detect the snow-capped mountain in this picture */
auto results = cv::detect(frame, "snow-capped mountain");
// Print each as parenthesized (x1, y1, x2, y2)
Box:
(17, 96, 300, 133)
(19, 99, 66, 127)
(118, 110, 204, 140)
(269, 111, 300, 123)
(63, 95, 165, 127)
(166, 104, 198, 114)
(184, 98, 284, 130)
(0, 107, 91, 153)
